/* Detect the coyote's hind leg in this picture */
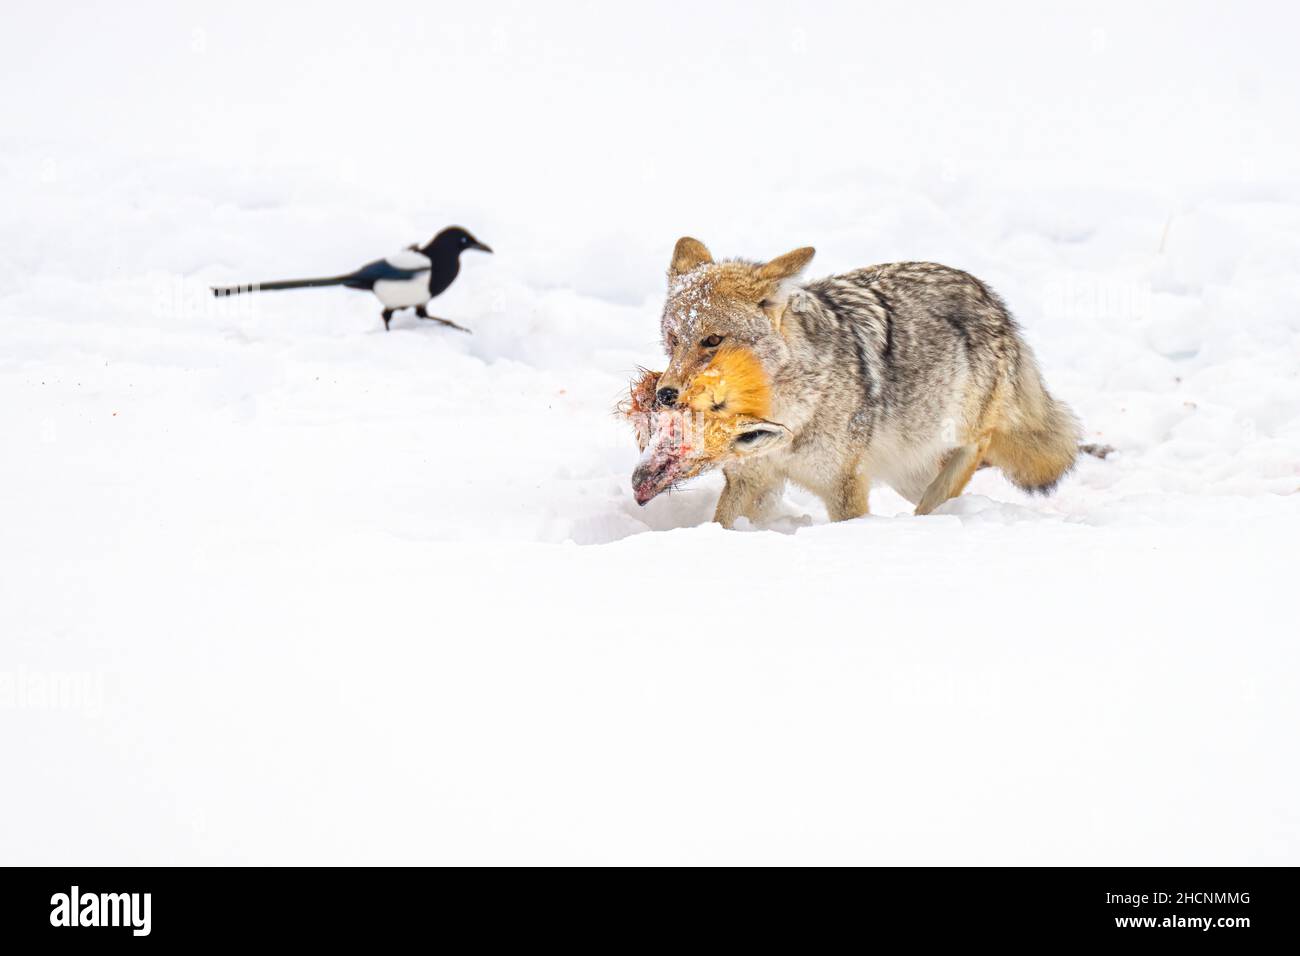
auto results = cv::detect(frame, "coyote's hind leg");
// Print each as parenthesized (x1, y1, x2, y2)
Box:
(915, 438, 989, 516)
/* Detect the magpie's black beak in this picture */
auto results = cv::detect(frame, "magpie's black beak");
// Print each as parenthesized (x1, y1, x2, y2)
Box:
(470, 240, 493, 254)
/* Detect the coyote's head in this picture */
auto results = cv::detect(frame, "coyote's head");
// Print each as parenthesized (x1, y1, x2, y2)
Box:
(654, 236, 815, 407)
(621, 345, 792, 505)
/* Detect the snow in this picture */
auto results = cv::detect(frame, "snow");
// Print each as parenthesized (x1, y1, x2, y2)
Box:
(1, 1, 1298, 864)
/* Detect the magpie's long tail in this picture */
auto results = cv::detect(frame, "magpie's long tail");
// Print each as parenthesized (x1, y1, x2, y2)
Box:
(211, 274, 353, 297)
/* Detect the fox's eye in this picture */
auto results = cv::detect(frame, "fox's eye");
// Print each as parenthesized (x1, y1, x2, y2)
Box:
(735, 431, 762, 444)
(701, 334, 723, 348)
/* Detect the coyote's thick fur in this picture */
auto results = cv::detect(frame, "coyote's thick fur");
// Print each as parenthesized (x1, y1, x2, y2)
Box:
(639, 237, 1081, 525)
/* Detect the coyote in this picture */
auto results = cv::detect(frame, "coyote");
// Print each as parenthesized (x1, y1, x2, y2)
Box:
(635, 237, 1081, 525)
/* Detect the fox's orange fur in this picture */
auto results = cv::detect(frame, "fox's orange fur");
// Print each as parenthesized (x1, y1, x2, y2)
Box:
(683, 344, 771, 420)
(624, 346, 773, 452)
(623, 347, 791, 504)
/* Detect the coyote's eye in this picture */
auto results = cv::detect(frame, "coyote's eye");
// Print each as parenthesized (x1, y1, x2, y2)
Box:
(701, 334, 724, 348)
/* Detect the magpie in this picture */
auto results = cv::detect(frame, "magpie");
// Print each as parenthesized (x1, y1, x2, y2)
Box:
(211, 226, 493, 331)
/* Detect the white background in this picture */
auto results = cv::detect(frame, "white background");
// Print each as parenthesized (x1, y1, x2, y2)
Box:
(1, 1, 1297, 863)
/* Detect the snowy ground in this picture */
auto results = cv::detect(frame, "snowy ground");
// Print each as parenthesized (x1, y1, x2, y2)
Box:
(2, 2, 1299, 864)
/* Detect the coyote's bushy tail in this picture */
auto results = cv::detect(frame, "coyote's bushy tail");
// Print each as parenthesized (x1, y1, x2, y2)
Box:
(985, 352, 1082, 494)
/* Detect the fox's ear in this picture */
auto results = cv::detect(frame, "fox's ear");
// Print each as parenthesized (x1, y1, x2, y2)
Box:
(756, 246, 815, 282)
(669, 237, 713, 276)
(728, 420, 792, 459)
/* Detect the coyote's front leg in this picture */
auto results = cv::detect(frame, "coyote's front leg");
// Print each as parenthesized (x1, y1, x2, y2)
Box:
(714, 464, 784, 529)
(825, 468, 871, 522)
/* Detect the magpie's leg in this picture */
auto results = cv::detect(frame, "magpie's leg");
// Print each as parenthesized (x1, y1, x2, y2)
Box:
(382, 308, 394, 331)
(416, 305, 471, 333)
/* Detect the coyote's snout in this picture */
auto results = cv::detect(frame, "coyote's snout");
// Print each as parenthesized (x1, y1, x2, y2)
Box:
(631, 236, 1082, 525)
(622, 347, 791, 505)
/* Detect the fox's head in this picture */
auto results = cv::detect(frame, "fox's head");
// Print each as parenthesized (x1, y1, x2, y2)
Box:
(621, 345, 792, 505)
(655, 237, 815, 406)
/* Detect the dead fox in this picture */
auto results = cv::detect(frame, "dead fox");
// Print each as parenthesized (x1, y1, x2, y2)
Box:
(636, 237, 1082, 525)
(623, 346, 791, 504)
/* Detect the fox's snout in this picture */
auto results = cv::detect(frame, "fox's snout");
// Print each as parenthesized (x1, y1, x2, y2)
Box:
(632, 456, 677, 505)
(630, 410, 698, 505)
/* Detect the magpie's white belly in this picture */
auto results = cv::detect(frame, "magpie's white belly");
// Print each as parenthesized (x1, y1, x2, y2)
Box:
(373, 271, 431, 308)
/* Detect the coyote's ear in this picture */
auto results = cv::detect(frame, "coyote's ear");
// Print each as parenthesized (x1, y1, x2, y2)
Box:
(669, 237, 713, 276)
(728, 419, 792, 459)
(756, 246, 815, 282)
(755, 246, 814, 330)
